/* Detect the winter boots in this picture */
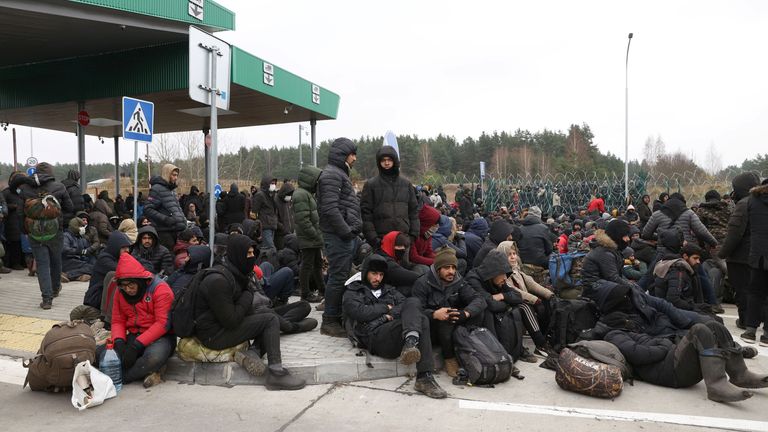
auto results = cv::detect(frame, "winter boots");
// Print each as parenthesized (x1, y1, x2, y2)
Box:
(414, 372, 448, 399)
(399, 336, 421, 365)
(234, 350, 267, 377)
(699, 349, 752, 403)
(266, 368, 306, 391)
(320, 316, 347, 338)
(725, 350, 768, 389)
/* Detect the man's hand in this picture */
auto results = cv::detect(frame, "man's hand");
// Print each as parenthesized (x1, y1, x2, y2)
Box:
(433, 307, 452, 321)
(492, 293, 505, 301)
(449, 309, 470, 324)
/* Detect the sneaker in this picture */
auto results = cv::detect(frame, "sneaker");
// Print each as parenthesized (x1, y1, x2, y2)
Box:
(266, 368, 306, 391)
(760, 336, 768, 347)
(143, 371, 164, 388)
(443, 358, 459, 378)
(0, 266, 11, 274)
(320, 319, 347, 338)
(301, 291, 324, 303)
(234, 351, 267, 377)
(740, 330, 757, 344)
(414, 372, 448, 399)
(711, 304, 725, 314)
(736, 319, 746, 330)
(399, 336, 421, 366)
(40, 299, 52, 310)
(315, 299, 325, 311)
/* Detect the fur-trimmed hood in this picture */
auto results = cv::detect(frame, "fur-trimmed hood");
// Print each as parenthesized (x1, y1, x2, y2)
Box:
(751, 183, 768, 200)
(594, 229, 618, 249)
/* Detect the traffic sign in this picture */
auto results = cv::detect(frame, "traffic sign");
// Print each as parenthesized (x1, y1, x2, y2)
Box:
(26, 167, 36, 176)
(78, 110, 90, 127)
(122, 97, 154, 143)
(213, 183, 223, 199)
(189, 26, 231, 110)
(26, 156, 38, 167)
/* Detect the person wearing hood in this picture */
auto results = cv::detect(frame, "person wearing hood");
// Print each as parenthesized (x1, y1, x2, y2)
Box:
(343, 255, 447, 399)
(581, 219, 634, 291)
(89, 196, 114, 244)
(361, 145, 419, 249)
(637, 194, 653, 226)
(719, 172, 761, 329)
(412, 248, 486, 377)
(317, 138, 362, 337)
(741, 178, 768, 346)
(193, 234, 305, 390)
(624, 205, 640, 225)
(463, 217, 489, 268)
(60, 169, 84, 226)
(1, 172, 26, 270)
(458, 187, 474, 220)
(653, 192, 669, 212)
(180, 185, 204, 220)
(375, 231, 423, 296)
(251, 175, 279, 251)
(621, 246, 648, 282)
(410, 204, 441, 267)
(143, 163, 187, 251)
(293, 166, 324, 303)
(431, 215, 467, 273)
(61, 216, 94, 282)
(473, 219, 521, 269)
(652, 232, 711, 315)
(131, 225, 174, 277)
(166, 244, 210, 296)
(12, 162, 74, 309)
(83, 231, 132, 310)
(106, 253, 175, 388)
(220, 182, 246, 228)
(172, 228, 199, 270)
(117, 218, 138, 244)
(113, 194, 127, 218)
(517, 206, 554, 269)
(275, 180, 295, 250)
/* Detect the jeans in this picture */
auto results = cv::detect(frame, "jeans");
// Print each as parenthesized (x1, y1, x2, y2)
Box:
(259, 262, 295, 302)
(639, 250, 663, 291)
(261, 229, 275, 250)
(322, 232, 356, 318)
(299, 247, 324, 295)
(96, 333, 176, 384)
(30, 233, 63, 300)
(696, 264, 717, 305)
(365, 298, 435, 373)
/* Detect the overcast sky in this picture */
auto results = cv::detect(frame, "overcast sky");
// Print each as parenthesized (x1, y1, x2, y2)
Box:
(5, 0, 768, 172)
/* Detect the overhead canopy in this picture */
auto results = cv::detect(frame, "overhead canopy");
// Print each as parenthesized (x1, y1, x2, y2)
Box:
(0, 0, 340, 136)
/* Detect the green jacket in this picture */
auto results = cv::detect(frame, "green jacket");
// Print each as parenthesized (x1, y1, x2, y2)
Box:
(292, 166, 323, 249)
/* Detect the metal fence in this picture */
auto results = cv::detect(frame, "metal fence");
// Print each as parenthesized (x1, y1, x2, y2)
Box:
(420, 170, 765, 216)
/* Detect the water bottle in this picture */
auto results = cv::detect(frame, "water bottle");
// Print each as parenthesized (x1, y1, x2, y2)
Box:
(99, 339, 122, 392)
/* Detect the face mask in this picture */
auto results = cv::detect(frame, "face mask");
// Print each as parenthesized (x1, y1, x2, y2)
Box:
(394, 249, 406, 260)
(284, 196, 292, 202)
(79, 227, 86, 236)
(269, 184, 277, 192)
(16, 188, 21, 195)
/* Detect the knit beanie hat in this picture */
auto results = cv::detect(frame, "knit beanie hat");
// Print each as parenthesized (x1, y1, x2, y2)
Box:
(528, 206, 542, 220)
(622, 247, 635, 259)
(731, 172, 760, 201)
(433, 247, 458, 269)
(605, 219, 631, 248)
(704, 190, 721, 201)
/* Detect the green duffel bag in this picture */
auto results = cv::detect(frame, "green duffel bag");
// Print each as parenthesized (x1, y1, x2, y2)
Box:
(176, 337, 248, 363)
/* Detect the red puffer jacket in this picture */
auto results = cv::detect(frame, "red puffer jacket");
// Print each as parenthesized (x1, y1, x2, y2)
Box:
(410, 205, 441, 266)
(111, 253, 174, 347)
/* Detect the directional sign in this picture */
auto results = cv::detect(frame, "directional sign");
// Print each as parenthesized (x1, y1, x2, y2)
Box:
(26, 167, 36, 176)
(189, 26, 231, 110)
(122, 97, 154, 143)
(26, 156, 38, 167)
(213, 183, 223, 199)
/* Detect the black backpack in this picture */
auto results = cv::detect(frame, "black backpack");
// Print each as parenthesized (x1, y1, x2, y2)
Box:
(171, 266, 235, 338)
(453, 326, 512, 386)
(546, 298, 599, 353)
(493, 307, 525, 362)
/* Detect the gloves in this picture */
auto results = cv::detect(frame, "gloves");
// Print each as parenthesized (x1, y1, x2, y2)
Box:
(113, 338, 126, 358)
(122, 339, 145, 369)
(340, 231, 356, 242)
(450, 309, 469, 325)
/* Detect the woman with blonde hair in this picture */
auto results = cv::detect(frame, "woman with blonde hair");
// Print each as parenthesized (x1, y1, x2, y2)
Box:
(497, 240, 555, 355)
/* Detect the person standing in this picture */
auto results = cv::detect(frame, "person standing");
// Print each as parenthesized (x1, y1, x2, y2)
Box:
(275, 180, 296, 250)
(360, 145, 419, 249)
(1, 172, 26, 270)
(143, 164, 186, 251)
(12, 162, 74, 309)
(292, 166, 324, 303)
(741, 178, 768, 346)
(60, 170, 84, 226)
(317, 137, 361, 337)
(251, 175, 279, 251)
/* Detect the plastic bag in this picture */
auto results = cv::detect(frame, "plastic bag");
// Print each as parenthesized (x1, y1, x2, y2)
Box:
(71, 360, 117, 411)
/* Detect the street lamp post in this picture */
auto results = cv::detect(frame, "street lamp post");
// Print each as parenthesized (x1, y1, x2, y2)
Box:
(624, 32, 633, 206)
(299, 124, 304, 169)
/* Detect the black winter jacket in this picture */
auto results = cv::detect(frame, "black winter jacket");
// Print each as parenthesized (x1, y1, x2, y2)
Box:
(194, 262, 254, 344)
(83, 231, 132, 309)
(220, 184, 246, 227)
(642, 198, 717, 254)
(581, 230, 628, 289)
(517, 215, 554, 268)
(360, 145, 419, 245)
(652, 257, 702, 311)
(143, 166, 186, 233)
(604, 330, 677, 387)
(412, 266, 486, 319)
(465, 250, 522, 314)
(251, 175, 279, 231)
(61, 170, 85, 225)
(473, 219, 519, 268)
(131, 225, 174, 276)
(275, 182, 295, 235)
(1, 186, 23, 242)
(317, 138, 362, 238)
(718, 196, 751, 265)
(748, 183, 768, 270)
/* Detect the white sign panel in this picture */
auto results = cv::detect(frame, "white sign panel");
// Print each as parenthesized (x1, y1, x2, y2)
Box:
(189, 26, 231, 110)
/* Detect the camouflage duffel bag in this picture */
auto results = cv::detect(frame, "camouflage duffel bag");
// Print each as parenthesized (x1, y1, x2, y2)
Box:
(555, 347, 623, 399)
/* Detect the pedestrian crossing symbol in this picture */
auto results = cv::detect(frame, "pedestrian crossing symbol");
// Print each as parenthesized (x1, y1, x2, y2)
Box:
(122, 97, 154, 142)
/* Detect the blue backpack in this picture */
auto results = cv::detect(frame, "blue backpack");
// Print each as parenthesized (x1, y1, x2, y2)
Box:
(549, 252, 587, 299)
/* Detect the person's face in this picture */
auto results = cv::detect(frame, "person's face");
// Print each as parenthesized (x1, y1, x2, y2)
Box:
(189, 203, 196, 212)
(346, 153, 357, 167)
(573, 225, 581, 232)
(141, 219, 151, 227)
(507, 248, 518, 267)
(491, 273, 506, 287)
(119, 280, 139, 296)
(80, 217, 88, 227)
(662, 195, 669, 202)
(684, 254, 701, 267)
(643, 196, 650, 204)
(622, 235, 630, 244)
(190, 236, 199, 245)
(631, 233, 640, 240)
(120, 246, 130, 254)
(367, 270, 384, 289)
(247, 247, 255, 258)
(380, 156, 394, 170)
(438, 265, 456, 283)
(169, 170, 179, 184)
(141, 233, 154, 248)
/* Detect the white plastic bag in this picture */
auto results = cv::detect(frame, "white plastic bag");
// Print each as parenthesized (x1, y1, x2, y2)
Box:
(71, 360, 117, 411)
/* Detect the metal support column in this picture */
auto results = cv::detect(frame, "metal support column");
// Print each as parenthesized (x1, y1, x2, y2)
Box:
(114, 136, 120, 196)
(310, 118, 317, 167)
(77, 101, 86, 190)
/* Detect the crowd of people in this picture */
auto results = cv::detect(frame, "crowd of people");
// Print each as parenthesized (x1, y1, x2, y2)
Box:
(1, 139, 767, 402)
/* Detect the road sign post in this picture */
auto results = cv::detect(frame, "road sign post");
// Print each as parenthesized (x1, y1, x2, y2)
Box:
(122, 97, 154, 225)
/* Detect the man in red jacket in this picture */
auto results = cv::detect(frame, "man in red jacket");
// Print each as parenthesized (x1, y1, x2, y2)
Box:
(107, 253, 175, 388)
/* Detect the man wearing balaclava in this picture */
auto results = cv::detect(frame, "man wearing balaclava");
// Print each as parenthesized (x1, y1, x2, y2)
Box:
(581, 219, 633, 290)
(193, 234, 305, 390)
(361, 145, 419, 249)
(251, 175, 279, 251)
(143, 163, 186, 251)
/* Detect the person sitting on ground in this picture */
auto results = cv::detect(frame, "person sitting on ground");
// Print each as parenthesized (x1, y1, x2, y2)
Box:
(61, 217, 95, 283)
(131, 225, 174, 277)
(83, 231, 132, 311)
(410, 204, 441, 268)
(172, 228, 199, 270)
(375, 231, 423, 297)
(496, 241, 555, 357)
(343, 255, 448, 399)
(249, 262, 317, 335)
(412, 248, 486, 377)
(253, 259, 295, 308)
(89, 197, 114, 244)
(472, 219, 520, 268)
(621, 247, 648, 282)
(653, 229, 715, 316)
(105, 253, 175, 388)
(517, 206, 554, 269)
(192, 234, 305, 390)
(463, 217, 489, 267)
(432, 215, 468, 275)
(581, 219, 634, 291)
(117, 217, 138, 244)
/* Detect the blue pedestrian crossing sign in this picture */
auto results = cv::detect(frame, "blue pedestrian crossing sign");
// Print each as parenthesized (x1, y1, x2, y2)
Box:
(122, 97, 154, 142)
(214, 184, 223, 199)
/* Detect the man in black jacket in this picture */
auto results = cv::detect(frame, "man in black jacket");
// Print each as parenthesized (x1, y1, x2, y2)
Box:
(412, 248, 486, 377)
(143, 164, 186, 250)
(61, 169, 84, 227)
(131, 225, 174, 277)
(361, 145, 419, 249)
(741, 179, 768, 346)
(317, 137, 362, 337)
(251, 175, 279, 250)
(581, 219, 633, 291)
(13, 162, 74, 309)
(652, 230, 707, 312)
(343, 255, 447, 399)
(220, 183, 246, 228)
(83, 231, 132, 311)
(472, 219, 520, 269)
(517, 206, 554, 268)
(193, 234, 305, 390)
